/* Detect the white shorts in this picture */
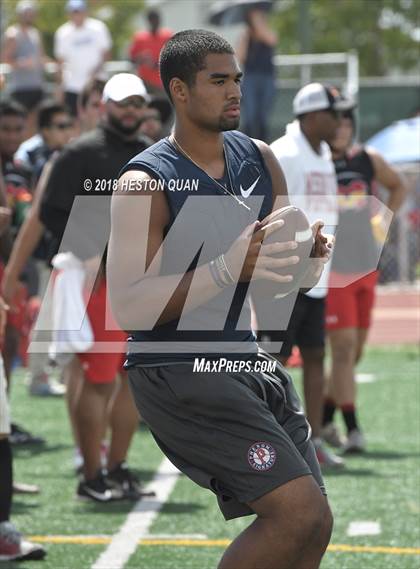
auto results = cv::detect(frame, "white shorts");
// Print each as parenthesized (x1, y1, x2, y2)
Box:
(0, 356, 11, 435)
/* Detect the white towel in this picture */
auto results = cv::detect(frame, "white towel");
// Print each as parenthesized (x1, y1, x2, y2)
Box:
(49, 252, 94, 365)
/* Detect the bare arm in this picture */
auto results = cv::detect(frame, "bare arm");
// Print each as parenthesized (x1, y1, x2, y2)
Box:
(248, 10, 277, 47)
(1, 160, 53, 302)
(236, 30, 250, 66)
(107, 170, 295, 331)
(367, 148, 409, 213)
(0, 162, 11, 236)
(2, 32, 17, 65)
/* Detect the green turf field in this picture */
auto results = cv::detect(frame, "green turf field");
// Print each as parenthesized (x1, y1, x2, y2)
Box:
(8, 345, 420, 568)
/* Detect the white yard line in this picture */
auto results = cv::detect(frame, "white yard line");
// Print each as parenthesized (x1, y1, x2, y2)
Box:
(347, 521, 381, 537)
(91, 458, 180, 569)
(146, 533, 208, 540)
(355, 373, 376, 383)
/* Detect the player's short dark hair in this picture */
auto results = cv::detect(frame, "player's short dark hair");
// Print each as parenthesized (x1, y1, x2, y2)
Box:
(38, 100, 71, 129)
(0, 99, 27, 121)
(159, 29, 234, 101)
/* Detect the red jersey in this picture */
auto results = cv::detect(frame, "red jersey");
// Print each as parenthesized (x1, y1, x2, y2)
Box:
(129, 28, 173, 88)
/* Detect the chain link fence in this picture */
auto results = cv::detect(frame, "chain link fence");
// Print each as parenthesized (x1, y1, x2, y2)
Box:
(378, 164, 420, 284)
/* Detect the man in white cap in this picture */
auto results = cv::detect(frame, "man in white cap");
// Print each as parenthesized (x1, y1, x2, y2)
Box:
(37, 74, 151, 502)
(263, 83, 355, 470)
(54, 0, 112, 117)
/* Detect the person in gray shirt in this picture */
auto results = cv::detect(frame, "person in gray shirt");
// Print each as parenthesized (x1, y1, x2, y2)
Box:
(2, 1, 46, 113)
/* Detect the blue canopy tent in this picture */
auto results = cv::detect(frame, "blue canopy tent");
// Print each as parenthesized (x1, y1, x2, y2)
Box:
(366, 117, 420, 164)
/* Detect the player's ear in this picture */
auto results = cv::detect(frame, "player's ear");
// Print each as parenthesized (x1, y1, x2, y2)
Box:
(170, 78, 188, 103)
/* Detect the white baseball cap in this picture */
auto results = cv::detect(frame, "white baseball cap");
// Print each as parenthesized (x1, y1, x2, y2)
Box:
(293, 83, 355, 116)
(66, 0, 86, 12)
(16, 0, 37, 14)
(102, 73, 149, 104)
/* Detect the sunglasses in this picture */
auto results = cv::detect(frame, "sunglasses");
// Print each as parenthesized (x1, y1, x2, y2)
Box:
(50, 122, 73, 130)
(114, 98, 146, 109)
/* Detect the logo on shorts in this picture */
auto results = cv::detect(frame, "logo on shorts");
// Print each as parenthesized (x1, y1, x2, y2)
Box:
(248, 442, 276, 471)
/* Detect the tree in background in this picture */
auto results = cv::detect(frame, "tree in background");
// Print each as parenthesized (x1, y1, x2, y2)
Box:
(273, 0, 419, 76)
(1, 0, 143, 59)
(1, 0, 418, 77)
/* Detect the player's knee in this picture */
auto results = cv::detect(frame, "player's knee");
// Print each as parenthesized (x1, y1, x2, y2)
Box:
(303, 497, 329, 540)
(281, 490, 329, 546)
(320, 502, 334, 549)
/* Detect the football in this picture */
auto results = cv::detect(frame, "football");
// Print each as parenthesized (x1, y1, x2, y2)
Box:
(252, 205, 314, 299)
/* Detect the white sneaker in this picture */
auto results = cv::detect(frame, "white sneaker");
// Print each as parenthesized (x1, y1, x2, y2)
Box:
(342, 429, 366, 454)
(313, 438, 345, 470)
(0, 521, 46, 562)
(321, 422, 347, 449)
(29, 379, 66, 397)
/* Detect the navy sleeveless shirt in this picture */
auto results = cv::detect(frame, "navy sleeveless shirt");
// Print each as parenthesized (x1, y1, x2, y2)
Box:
(119, 130, 273, 366)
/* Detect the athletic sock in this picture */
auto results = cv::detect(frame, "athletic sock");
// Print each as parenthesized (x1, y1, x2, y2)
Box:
(341, 403, 359, 434)
(322, 398, 337, 426)
(0, 439, 13, 522)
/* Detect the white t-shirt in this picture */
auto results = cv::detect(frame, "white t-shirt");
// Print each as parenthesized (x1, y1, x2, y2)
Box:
(54, 17, 112, 93)
(270, 121, 338, 298)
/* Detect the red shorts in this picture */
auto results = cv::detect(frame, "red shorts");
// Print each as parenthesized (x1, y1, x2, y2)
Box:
(78, 279, 126, 384)
(326, 271, 378, 331)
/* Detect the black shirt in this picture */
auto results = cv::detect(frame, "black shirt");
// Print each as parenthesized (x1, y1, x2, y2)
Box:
(332, 147, 377, 274)
(40, 124, 149, 261)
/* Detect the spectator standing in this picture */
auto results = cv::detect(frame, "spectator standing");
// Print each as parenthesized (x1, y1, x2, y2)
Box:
(1, 80, 105, 465)
(0, 316, 46, 561)
(129, 9, 172, 94)
(77, 77, 106, 132)
(15, 100, 74, 185)
(54, 0, 112, 117)
(39, 74, 151, 502)
(322, 109, 408, 453)
(139, 95, 172, 143)
(11, 101, 74, 397)
(2, 1, 47, 136)
(237, 8, 277, 141)
(266, 83, 356, 469)
(0, 100, 45, 445)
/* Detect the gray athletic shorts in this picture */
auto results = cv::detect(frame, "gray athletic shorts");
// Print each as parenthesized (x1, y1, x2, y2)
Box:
(128, 351, 325, 520)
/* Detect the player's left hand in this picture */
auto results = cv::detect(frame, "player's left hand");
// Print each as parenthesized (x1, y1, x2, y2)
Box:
(311, 220, 334, 263)
(299, 221, 334, 290)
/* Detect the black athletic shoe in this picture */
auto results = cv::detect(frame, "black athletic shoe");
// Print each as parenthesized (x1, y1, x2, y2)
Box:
(9, 423, 45, 446)
(106, 462, 155, 501)
(77, 471, 124, 503)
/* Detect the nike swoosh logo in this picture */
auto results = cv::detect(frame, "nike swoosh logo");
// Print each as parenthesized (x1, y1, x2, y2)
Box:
(240, 175, 261, 198)
(83, 488, 115, 502)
